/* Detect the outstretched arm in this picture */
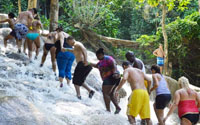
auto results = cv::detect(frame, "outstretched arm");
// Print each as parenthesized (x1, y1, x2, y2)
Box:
(150, 74, 159, 93)
(144, 74, 152, 94)
(0, 19, 9, 23)
(116, 70, 128, 92)
(153, 49, 158, 56)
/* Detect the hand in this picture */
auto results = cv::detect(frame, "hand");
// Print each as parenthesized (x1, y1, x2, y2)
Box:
(115, 91, 119, 97)
(84, 61, 88, 66)
(112, 73, 120, 79)
(163, 117, 167, 123)
(61, 48, 66, 52)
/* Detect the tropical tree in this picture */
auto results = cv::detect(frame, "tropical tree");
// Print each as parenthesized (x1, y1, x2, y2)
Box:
(49, 0, 59, 31)
(28, 0, 37, 9)
(134, 0, 191, 75)
(18, 0, 21, 13)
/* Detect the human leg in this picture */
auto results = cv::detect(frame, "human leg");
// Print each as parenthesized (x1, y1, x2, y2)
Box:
(34, 36, 40, 59)
(40, 45, 48, 67)
(50, 46, 56, 73)
(4, 34, 14, 48)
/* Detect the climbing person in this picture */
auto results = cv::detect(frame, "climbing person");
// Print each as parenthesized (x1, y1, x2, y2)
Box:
(26, 14, 43, 61)
(62, 36, 95, 100)
(0, 12, 16, 48)
(40, 31, 57, 75)
(153, 44, 165, 73)
(125, 51, 149, 90)
(90, 48, 121, 114)
(150, 65, 171, 125)
(115, 61, 152, 125)
(14, 8, 36, 53)
(164, 76, 200, 125)
(54, 27, 75, 87)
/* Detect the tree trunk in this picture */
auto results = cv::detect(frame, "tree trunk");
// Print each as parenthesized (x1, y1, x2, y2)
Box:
(161, 4, 169, 76)
(199, 0, 200, 14)
(18, 0, 21, 13)
(49, 0, 59, 32)
(28, 0, 37, 9)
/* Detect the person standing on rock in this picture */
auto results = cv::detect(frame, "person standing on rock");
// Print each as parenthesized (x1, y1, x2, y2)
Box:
(40, 31, 57, 75)
(164, 76, 200, 125)
(115, 61, 152, 125)
(153, 44, 165, 73)
(14, 8, 37, 53)
(0, 12, 16, 48)
(150, 65, 171, 125)
(62, 36, 95, 100)
(55, 27, 75, 87)
(90, 48, 121, 114)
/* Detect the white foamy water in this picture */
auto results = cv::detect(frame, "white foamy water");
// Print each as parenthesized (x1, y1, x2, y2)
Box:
(0, 40, 180, 125)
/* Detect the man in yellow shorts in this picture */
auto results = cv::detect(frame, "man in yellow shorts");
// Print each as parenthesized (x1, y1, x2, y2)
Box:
(116, 61, 152, 125)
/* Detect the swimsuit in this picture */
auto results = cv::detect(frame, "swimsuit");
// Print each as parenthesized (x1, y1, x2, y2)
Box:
(157, 57, 164, 66)
(26, 33, 39, 41)
(178, 100, 199, 124)
(14, 23, 28, 40)
(73, 61, 92, 86)
(45, 43, 55, 51)
(127, 89, 150, 119)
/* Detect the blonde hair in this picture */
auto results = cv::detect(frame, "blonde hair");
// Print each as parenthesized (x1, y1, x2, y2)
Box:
(178, 76, 190, 88)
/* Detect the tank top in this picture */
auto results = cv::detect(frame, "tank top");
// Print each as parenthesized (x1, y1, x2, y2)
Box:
(155, 75, 171, 95)
(178, 100, 199, 117)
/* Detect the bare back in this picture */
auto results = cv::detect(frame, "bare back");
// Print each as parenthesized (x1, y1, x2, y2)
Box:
(153, 47, 164, 58)
(73, 42, 86, 63)
(124, 67, 146, 90)
(31, 20, 41, 33)
(17, 11, 33, 26)
(8, 18, 15, 29)
(45, 32, 57, 44)
(178, 88, 198, 101)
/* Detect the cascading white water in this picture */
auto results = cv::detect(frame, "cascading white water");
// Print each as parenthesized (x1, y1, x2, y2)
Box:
(0, 29, 180, 125)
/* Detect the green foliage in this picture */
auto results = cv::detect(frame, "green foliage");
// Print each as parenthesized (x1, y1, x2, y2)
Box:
(136, 12, 200, 85)
(40, 16, 50, 30)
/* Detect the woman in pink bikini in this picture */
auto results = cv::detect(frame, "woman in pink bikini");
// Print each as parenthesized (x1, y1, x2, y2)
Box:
(164, 77, 200, 125)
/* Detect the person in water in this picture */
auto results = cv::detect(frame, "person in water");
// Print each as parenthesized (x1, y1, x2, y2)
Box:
(54, 27, 75, 87)
(115, 61, 152, 125)
(164, 76, 200, 125)
(0, 12, 16, 48)
(90, 48, 121, 114)
(40, 31, 57, 75)
(150, 65, 171, 125)
(14, 8, 36, 53)
(26, 14, 43, 61)
(62, 36, 95, 100)
(153, 44, 165, 73)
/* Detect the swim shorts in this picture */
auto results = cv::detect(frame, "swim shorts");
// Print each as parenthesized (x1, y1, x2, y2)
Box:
(26, 33, 39, 41)
(14, 23, 28, 40)
(127, 89, 150, 119)
(155, 94, 171, 109)
(73, 61, 92, 86)
(157, 57, 164, 66)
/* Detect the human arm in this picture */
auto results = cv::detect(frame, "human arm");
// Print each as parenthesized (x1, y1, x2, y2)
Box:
(115, 70, 128, 92)
(163, 91, 180, 123)
(153, 49, 159, 56)
(196, 92, 200, 108)
(150, 74, 159, 93)
(0, 19, 9, 23)
(144, 74, 152, 94)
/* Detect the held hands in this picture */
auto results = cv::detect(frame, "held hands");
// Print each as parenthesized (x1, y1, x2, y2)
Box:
(61, 48, 66, 52)
(112, 73, 120, 79)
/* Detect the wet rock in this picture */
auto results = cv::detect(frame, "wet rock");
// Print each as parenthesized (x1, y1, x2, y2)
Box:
(6, 52, 29, 62)
(0, 96, 50, 125)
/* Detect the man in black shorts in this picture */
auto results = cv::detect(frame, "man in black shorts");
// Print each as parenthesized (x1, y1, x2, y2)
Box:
(62, 36, 95, 100)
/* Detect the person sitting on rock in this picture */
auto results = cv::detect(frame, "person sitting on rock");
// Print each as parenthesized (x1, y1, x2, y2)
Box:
(0, 12, 16, 48)
(164, 76, 200, 125)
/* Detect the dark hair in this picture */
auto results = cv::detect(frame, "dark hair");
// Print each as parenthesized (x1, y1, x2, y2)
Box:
(125, 51, 135, 58)
(96, 48, 104, 55)
(66, 36, 74, 41)
(8, 13, 15, 18)
(32, 8, 37, 14)
(122, 61, 130, 67)
(151, 65, 161, 74)
(55, 26, 63, 32)
(34, 14, 40, 20)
